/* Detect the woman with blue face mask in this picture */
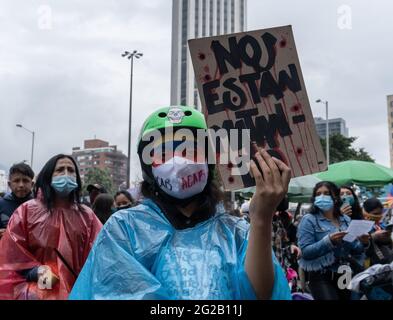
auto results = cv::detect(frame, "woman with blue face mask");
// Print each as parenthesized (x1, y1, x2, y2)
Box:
(297, 181, 369, 300)
(340, 185, 363, 220)
(0, 154, 102, 300)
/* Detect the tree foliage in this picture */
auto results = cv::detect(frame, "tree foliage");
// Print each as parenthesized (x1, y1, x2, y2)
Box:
(82, 167, 114, 195)
(320, 134, 374, 164)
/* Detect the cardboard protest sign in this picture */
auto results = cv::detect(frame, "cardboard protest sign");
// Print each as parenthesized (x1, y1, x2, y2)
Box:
(189, 25, 327, 190)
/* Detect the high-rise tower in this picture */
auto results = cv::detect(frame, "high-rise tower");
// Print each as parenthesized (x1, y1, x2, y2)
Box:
(171, 0, 247, 109)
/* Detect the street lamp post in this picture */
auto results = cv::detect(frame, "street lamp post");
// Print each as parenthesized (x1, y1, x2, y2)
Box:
(122, 50, 143, 189)
(16, 124, 35, 169)
(316, 99, 329, 165)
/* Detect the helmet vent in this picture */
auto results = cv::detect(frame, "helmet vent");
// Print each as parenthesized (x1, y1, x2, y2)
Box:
(158, 112, 167, 118)
(184, 110, 192, 116)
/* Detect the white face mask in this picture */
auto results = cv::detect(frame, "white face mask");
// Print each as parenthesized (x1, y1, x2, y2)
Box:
(152, 156, 209, 199)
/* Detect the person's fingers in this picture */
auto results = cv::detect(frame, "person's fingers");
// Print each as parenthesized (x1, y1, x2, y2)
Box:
(333, 232, 347, 239)
(249, 160, 255, 178)
(254, 152, 273, 185)
(259, 149, 281, 184)
(271, 156, 292, 189)
(250, 159, 263, 185)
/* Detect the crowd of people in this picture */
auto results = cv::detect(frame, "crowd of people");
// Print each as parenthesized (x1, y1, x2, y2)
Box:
(235, 182, 393, 300)
(0, 105, 392, 300)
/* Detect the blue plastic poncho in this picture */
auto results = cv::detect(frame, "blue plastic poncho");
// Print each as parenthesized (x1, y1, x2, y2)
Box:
(69, 199, 291, 300)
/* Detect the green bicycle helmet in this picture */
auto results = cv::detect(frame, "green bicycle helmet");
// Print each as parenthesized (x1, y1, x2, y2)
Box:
(137, 105, 207, 148)
(137, 105, 218, 210)
(137, 105, 210, 185)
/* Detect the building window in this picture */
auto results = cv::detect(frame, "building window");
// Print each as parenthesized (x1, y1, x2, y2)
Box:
(217, 0, 221, 34)
(231, 0, 235, 33)
(209, 0, 213, 36)
(202, 0, 207, 36)
(195, 0, 199, 37)
(224, 0, 228, 33)
(194, 88, 199, 108)
(180, 0, 188, 105)
(240, 0, 245, 31)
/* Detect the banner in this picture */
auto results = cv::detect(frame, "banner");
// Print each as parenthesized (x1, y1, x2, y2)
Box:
(189, 25, 327, 190)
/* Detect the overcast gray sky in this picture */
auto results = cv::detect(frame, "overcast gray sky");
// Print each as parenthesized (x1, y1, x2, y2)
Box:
(1, 0, 392, 182)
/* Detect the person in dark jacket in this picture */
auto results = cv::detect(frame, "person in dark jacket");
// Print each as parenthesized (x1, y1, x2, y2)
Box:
(0, 163, 34, 236)
(363, 198, 393, 266)
(92, 193, 115, 224)
(86, 183, 108, 207)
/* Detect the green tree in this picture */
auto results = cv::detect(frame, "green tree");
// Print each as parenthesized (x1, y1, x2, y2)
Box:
(320, 134, 374, 164)
(83, 167, 115, 196)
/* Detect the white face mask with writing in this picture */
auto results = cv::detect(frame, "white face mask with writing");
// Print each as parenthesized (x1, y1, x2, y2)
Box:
(152, 156, 209, 199)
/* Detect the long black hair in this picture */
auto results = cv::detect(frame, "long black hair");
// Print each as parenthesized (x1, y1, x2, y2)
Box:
(340, 185, 363, 220)
(33, 154, 84, 212)
(92, 193, 114, 224)
(310, 181, 343, 219)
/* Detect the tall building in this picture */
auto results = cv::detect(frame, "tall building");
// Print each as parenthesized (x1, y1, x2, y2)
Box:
(171, 0, 247, 108)
(314, 117, 349, 139)
(72, 139, 128, 190)
(387, 95, 393, 168)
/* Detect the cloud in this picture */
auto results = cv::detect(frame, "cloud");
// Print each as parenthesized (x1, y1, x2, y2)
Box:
(0, 0, 171, 177)
(0, 0, 392, 183)
(249, 0, 393, 166)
